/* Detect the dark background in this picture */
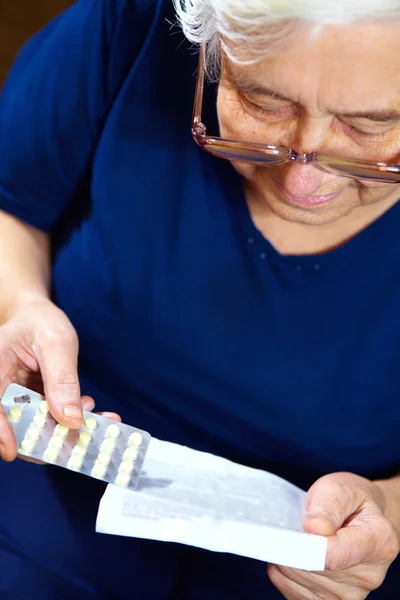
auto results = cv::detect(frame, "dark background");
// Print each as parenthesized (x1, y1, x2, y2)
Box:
(0, 0, 72, 82)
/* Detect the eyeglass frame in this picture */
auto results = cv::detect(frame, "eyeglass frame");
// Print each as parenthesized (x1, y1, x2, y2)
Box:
(191, 45, 400, 184)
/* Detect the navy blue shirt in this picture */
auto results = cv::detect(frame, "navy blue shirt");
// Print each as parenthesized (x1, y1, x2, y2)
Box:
(0, 1, 400, 598)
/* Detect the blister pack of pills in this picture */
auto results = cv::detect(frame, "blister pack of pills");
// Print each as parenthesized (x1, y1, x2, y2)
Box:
(1, 383, 151, 490)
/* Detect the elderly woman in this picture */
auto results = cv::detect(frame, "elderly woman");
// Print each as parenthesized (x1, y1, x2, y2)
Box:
(0, 0, 399, 598)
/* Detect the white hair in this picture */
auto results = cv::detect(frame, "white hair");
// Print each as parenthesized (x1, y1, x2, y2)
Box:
(173, 0, 400, 77)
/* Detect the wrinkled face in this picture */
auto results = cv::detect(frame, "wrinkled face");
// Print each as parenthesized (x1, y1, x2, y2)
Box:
(217, 21, 400, 225)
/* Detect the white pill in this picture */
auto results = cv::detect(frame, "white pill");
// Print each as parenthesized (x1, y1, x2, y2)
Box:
(115, 472, 130, 487)
(92, 463, 107, 478)
(84, 416, 97, 431)
(20, 439, 35, 453)
(106, 424, 120, 439)
(100, 439, 115, 454)
(33, 414, 47, 429)
(72, 444, 87, 459)
(97, 452, 111, 466)
(43, 448, 59, 462)
(9, 407, 23, 423)
(79, 431, 92, 446)
(67, 456, 84, 471)
(54, 424, 69, 437)
(118, 460, 134, 474)
(128, 432, 143, 447)
(38, 401, 49, 415)
(123, 447, 138, 461)
(25, 428, 40, 442)
(49, 436, 64, 450)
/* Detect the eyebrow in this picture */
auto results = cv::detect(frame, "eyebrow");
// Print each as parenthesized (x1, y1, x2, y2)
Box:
(228, 72, 400, 123)
(339, 110, 400, 122)
(229, 73, 291, 102)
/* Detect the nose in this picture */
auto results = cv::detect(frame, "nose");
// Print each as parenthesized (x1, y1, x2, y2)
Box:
(278, 115, 339, 196)
(280, 161, 333, 197)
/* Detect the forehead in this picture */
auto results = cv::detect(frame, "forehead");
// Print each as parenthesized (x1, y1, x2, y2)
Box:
(225, 21, 400, 112)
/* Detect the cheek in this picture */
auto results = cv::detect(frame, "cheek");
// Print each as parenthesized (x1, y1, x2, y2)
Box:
(217, 88, 240, 137)
(359, 183, 397, 203)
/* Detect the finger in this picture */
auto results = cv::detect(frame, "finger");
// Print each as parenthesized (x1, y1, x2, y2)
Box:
(326, 519, 398, 572)
(17, 454, 46, 466)
(0, 351, 18, 461)
(0, 402, 17, 461)
(268, 564, 318, 600)
(304, 473, 368, 536)
(34, 336, 83, 429)
(95, 412, 122, 422)
(82, 396, 95, 412)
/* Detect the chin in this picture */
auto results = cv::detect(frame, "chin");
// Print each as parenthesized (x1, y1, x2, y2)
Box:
(266, 195, 358, 226)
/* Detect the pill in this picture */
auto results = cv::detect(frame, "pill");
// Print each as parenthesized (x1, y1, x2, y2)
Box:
(25, 427, 40, 441)
(33, 414, 47, 428)
(38, 401, 49, 415)
(128, 432, 143, 447)
(123, 447, 138, 461)
(97, 452, 111, 466)
(72, 444, 87, 459)
(118, 460, 134, 474)
(79, 431, 92, 446)
(100, 439, 115, 454)
(67, 456, 83, 471)
(115, 472, 130, 487)
(92, 463, 107, 478)
(49, 436, 64, 450)
(9, 407, 23, 422)
(106, 424, 120, 439)
(43, 448, 59, 462)
(84, 416, 97, 431)
(20, 439, 35, 453)
(54, 424, 69, 437)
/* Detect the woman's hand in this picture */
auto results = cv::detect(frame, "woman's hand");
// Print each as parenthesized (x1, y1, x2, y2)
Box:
(0, 293, 119, 462)
(268, 472, 400, 599)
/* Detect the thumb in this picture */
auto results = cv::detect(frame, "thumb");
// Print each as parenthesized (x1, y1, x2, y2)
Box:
(303, 473, 364, 537)
(36, 337, 83, 428)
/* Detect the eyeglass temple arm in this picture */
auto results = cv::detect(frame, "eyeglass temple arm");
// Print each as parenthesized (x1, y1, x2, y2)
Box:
(192, 45, 206, 133)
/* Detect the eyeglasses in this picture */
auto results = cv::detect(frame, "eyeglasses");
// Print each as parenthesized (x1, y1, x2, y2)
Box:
(191, 46, 400, 184)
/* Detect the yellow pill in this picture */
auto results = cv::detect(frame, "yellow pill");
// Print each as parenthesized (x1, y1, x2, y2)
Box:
(49, 436, 64, 450)
(100, 439, 115, 454)
(92, 463, 107, 478)
(25, 428, 40, 442)
(79, 431, 92, 446)
(118, 460, 134, 474)
(20, 439, 35, 454)
(33, 414, 46, 429)
(106, 424, 120, 439)
(123, 447, 138, 462)
(48, 436, 64, 450)
(54, 424, 69, 437)
(128, 432, 143, 447)
(9, 407, 22, 423)
(97, 452, 111, 466)
(115, 472, 130, 487)
(67, 456, 83, 471)
(84, 416, 97, 431)
(38, 401, 49, 415)
(43, 448, 59, 462)
(72, 444, 87, 459)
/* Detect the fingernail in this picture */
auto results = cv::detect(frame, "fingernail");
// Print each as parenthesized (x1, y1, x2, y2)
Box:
(83, 400, 95, 411)
(0, 444, 5, 460)
(63, 405, 83, 420)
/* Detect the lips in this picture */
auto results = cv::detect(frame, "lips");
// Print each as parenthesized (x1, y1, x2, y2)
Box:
(277, 185, 341, 207)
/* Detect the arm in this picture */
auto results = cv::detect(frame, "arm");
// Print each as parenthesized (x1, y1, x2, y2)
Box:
(0, 210, 50, 324)
(375, 474, 400, 537)
(0, 0, 146, 458)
